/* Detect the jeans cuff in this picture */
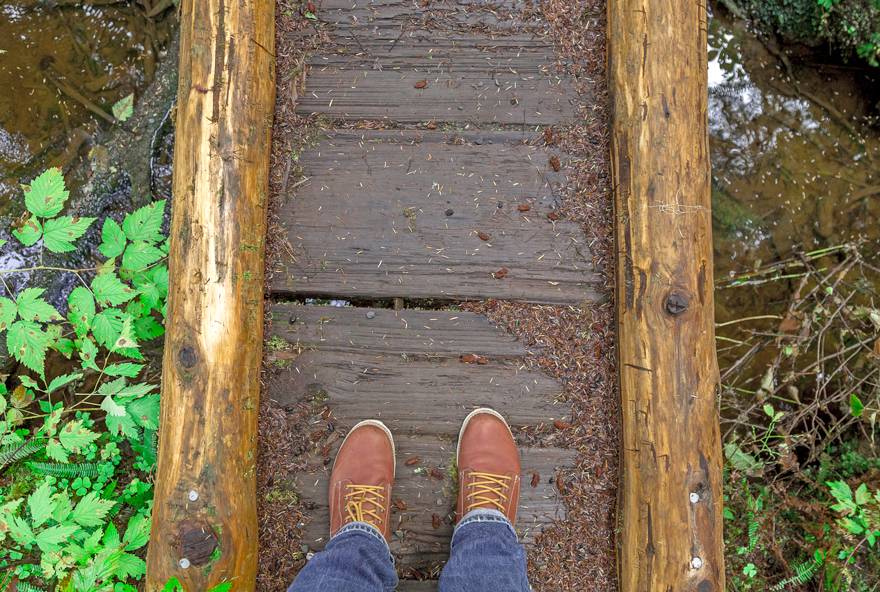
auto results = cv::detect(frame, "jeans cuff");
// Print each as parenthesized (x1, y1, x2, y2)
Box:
(333, 522, 395, 561)
(452, 508, 517, 545)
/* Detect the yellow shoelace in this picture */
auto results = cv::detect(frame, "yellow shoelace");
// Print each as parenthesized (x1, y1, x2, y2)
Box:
(344, 484, 387, 528)
(465, 471, 511, 513)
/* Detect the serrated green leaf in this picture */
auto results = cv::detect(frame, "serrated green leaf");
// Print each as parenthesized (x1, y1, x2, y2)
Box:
(163, 577, 185, 592)
(112, 315, 139, 352)
(99, 218, 127, 258)
(208, 584, 233, 592)
(67, 286, 96, 338)
(112, 93, 134, 122)
(103, 362, 144, 378)
(105, 411, 138, 438)
(117, 382, 157, 398)
(7, 514, 35, 546)
(7, 320, 49, 376)
(122, 240, 165, 273)
(91, 272, 136, 307)
(128, 394, 160, 430)
(0, 238, 6, 248)
(24, 168, 68, 218)
(0, 296, 16, 330)
(91, 309, 124, 350)
(51, 489, 72, 524)
(855, 483, 870, 505)
(850, 393, 864, 418)
(12, 216, 42, 246)
(35, 523, 79, 552)
(16, 287, 61, 322)
(101, 395, 127, 418)
(46, 372, 83, 394)
(52, 337, 75, 358)
(122, 512, 150, 551)
(116, 552, 147, 579)
(122, 200, 165, 243)
(45, 438, 69, 462)
(19, 375, 38, 389)
(41, 216, 96, 253)
(58, 420, 100, 452)
(103, 521, 120, 548)
(78, 337, 99, 371)
(134, 315, 164, 341)
(71, 491, 115, 527)
(28, 480, 54, 528)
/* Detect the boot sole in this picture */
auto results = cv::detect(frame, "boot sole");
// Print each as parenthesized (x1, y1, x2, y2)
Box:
(456, 407, 513, 465)
(336, 419, 396, 478)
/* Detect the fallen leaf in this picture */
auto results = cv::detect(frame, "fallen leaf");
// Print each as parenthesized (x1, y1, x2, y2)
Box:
(477, 231, 491, 241)
(549, 155, 561, 172)
(393, 498, 407, 511)
(460, 353, 489, 365)
(414, 80, 428, 89)
(543, 127, 555, 145)
(429, 467, 444, 480)
(492, 267, 509, 279)
(405, 456, 422, 466)
(530, 472, 540, 488)
(517, 203, 531, 212)
(556, 474, 566, 495)
(425, 121, 437, 129)
(778, 316, 800, 333)
(432, 513, 441, 529)
(553, 419, 570, 430)
(309, 429, 325, 442)
(547, 211, 560, 221)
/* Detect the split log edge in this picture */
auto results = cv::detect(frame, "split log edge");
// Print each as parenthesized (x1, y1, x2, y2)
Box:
(608, 1, 726, 591)
(145, 0, 275, 589)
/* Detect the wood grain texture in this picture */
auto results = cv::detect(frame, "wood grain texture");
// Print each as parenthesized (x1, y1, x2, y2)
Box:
(266, 305, 569, 434)
(608, 0, 725, 590)
(270, 131, 601, 303)
(286, 434, 573, 566)
(145, 0, 274, 589)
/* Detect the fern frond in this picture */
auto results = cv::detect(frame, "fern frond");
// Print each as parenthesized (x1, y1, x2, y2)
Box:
(26, 461, 101, 478)
(0, 439, 44, 471)
(14, 582, 48, 592)
(771, 554, 824, 591)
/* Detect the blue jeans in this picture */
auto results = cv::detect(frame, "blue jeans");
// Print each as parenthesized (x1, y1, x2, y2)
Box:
(288, 509, 531, 591)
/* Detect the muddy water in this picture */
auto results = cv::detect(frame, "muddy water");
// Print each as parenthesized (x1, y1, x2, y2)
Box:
(708, 7, 880, 359)
(0, 1, 175, 208)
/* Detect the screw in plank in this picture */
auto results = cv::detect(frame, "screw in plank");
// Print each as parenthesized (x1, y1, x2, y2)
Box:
(179, 558, 191, 569)
(188, 490, 199, 502)
(691, 556, 703, 569)
(689, 492, 700, 504)
(365, 311, 376, 319)
(664, 291, 690, 316)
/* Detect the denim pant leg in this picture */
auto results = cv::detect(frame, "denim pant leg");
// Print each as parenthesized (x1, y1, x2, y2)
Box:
(439, 509, 531, 592)
(288, 522, 398, 592)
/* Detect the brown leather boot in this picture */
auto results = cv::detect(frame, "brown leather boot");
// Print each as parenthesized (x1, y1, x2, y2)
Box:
(329, 420, 396, 540)
(456, 408, 521, 524)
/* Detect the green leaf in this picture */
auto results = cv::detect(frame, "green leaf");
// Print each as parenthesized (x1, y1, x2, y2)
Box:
(71, 491, 115, 527)
(91, 272, 137, 307)
(78, 337, 99, 371)
(116, 552, 147, 580)
(19, 375, 38, 389)
(163, 577, 185, 592)
(46, 438, 69, 462)
(92, 309, 125, 350)
(103, 362, 144, 378)
(122, 513, 150, 551)
(105, 412, 138, 438)
(12, 216, 42, 246)
(7, 320, 50, 375)
(24, 168, 68, 218)
(46, 372, 83, 394)
(208, 584, 233, 592)
(112, 315, 139, 352)
(122, 200, 165, 243)
(51, 489, 72, 524)
(0, 296, 16, 331)
(134, 315, 164, 341)
(101, 395, 127, 418)
(28, 480, 54, 528)
(16, 287, 61, 322)
(99, 218, 127, 258)
(0, 238, 5, 248)
(35, 523, 79, 552)
(7, 514, 35, 546)
(58, 420, 100, 452)
(112, 93, 134, 122)
(855, 483, 871, 505)
(850, 393, 864, 418)
(122, 240, 165, 272)
(52, 337, 75, 358)
(68, 286, 96, 338)
(128, 394, 160, 430)
(42, 216, 96, 253)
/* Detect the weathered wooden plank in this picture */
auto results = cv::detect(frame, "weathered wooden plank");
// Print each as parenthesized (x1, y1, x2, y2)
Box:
(270, 131, 600, 304)
(270, 303, 528, 358)
(291, 434, 574, 566)
(296, 33, 574, 124)
(609, 0, 725, 590)
(397, 582, 438, 592)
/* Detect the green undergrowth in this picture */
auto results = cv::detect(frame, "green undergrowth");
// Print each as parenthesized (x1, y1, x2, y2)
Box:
(719, 243, 880, 590)
(0, 168, 168, 591)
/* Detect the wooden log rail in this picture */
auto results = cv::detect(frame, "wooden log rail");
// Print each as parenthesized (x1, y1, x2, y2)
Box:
(145, 0, 275, 590)
(608, 0, 726, 591)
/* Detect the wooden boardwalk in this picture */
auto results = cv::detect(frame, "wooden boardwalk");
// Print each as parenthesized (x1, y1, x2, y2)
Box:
(264, 0, 596, 587)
